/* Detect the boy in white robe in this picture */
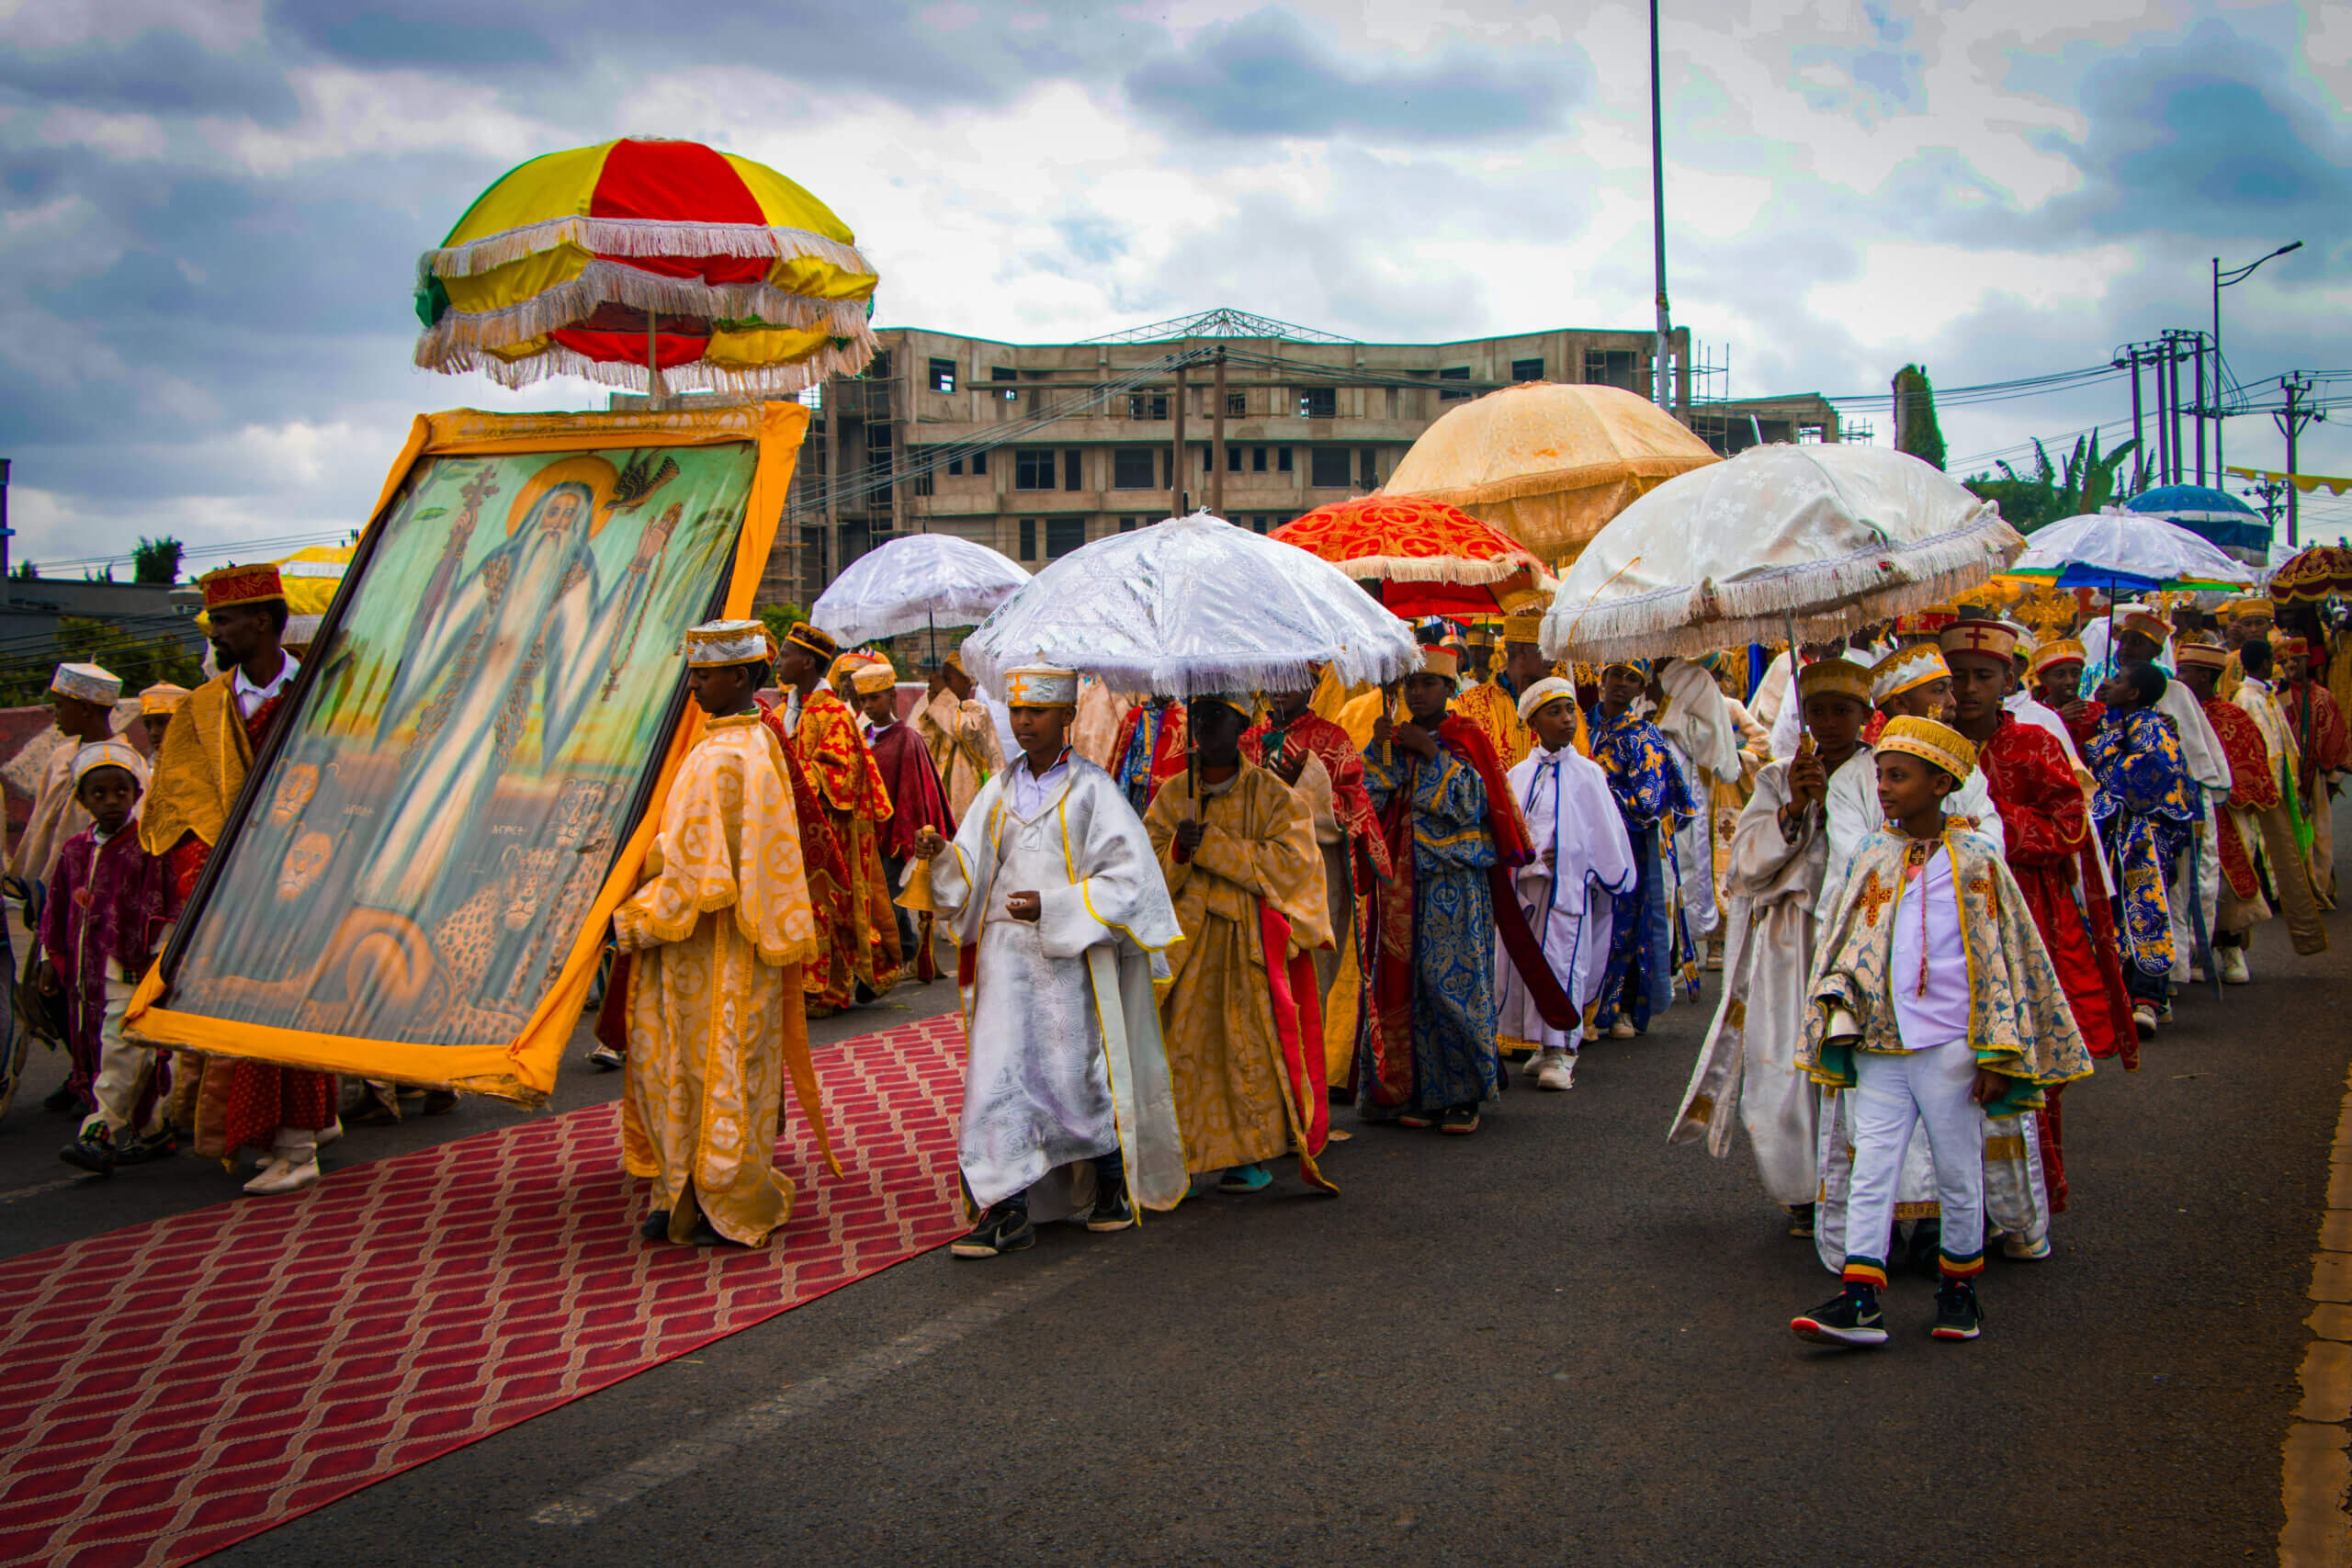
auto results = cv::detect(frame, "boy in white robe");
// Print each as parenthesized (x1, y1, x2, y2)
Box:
(905, 665, 1188, 1258)
(1497, 680, 1634, 1091)
(1670, 658, 1873, 1232)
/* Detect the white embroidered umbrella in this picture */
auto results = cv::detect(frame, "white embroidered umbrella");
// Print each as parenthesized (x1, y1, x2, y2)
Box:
(810, 532, 1031, 647)
(1541, 444, 2027, 663)
(2007, 509, 2259, 592)
(963, 510, 1421, 698)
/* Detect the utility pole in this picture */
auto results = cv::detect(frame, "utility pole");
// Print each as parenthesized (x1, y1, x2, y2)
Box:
(1648, 0, 1672, 414)
(2274, 372, 2323, 547)
(2124, 347, 2144, 470)
(1170, 360, 1189, 519)
(1211, 346, 1227, 516)
(2192, 333, 2206, 486)
(2154, 342, 2172, 485)
(2215, 240, 2303, 485)
(0, 457, 11, 596)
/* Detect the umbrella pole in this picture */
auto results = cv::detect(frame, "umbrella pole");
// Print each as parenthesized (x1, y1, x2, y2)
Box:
(645, 309, 667, 405)
(1786, 609, 1814, 830)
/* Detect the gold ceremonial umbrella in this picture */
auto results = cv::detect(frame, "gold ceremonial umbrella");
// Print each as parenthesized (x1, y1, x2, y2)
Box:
(1383, 382, 1719, 565)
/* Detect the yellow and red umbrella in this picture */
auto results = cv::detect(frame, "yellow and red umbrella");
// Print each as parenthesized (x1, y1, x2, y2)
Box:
(413, 136, 879, 394)
(1271, 494, 1549, 618)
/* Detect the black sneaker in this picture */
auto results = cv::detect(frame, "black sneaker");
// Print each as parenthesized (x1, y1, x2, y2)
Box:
(1086, 1182, 1136, 1233)
(114, 1128, 177, 1166)
(1396, 1109, 1438, 1129)
(639, 1209, 672, 1241)
(1439, 1105, 1481, 1135)
(1791, 1289, 1888, 1348)
(952, 1203, 1035, 1258)
(1931, 1281, 1984, 1341)
(59, 1126, 115, 1175)
(1905, 1218, 1944, 1278)
(1786, 1202, 1816, 1238)
(43, 1083, 89, 1116)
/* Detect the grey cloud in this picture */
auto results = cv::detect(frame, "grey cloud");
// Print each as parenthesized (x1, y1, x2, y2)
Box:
(1125, 8, 1583, 141)
(0, 29, 301, 124)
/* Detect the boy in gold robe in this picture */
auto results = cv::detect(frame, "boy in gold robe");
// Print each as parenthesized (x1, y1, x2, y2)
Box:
(616, 620, 833, 1247)
(1146, 694, 1335, 1195)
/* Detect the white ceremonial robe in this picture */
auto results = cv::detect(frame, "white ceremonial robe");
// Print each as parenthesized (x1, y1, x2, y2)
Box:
(1668, 752, 1867, 1204)
(1657, 660, 1743, 941)
(916, 757, 1188, 1217)
(1819, 743, 2006, 918)
(1496, 744, 1635, 1055)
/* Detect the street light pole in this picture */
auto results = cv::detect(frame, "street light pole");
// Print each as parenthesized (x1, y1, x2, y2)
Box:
(2215, 240, 2303, 485)
(1649, 0, 1672, 415)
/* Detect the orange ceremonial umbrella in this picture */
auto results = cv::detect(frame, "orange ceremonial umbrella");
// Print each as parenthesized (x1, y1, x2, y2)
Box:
(1384, 382, 1719, 565)
(1271, 493, 1549, 619)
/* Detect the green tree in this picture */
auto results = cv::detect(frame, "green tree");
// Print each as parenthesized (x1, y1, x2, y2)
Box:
(11, 560, 36, 581)
(130, 536, 184, 584)
(53, 616, 204, 693)
(1893, 364, 1947, 471)
(1964, 434, 2143, 534)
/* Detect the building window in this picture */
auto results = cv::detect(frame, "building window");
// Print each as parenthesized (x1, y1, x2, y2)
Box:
(1359, 447, 1378, 489)
(1113, 448, 1158, 490)
(867, 352, 893, 380)
(1298, 387, 1338, 420)
(914, 468, 934, 498)
(1511, 356, 1544, 382)
(1019, 519, 1037, 560)
(1160, 448, 1173, 489)
(1227, 392, 1247, 418)
(866, 421, 891, 451)
(929, 357, 956, 394)
(1250, 515, 1272, 535)
(991, 366, 1018, 400)
(972, 449, 987, 476)
(1252, 446, 1268, 473)
(1201, 445, 1214, 473)
(1584, 349, 1641, 393)
(1439, 367, 1471, 400)
(1120, 515, 1141, 532)
(1227, 446, 1243, 473)
(1128, 392, 1169, 421)
(1063, 449, 1082, 491)
(948, 454, 965, 476)
(1310, 447, 1351, 488)
(1015, 449, 1057, 491)
(1277, 446, 1293, 473)
(1046, 518, 1086, 558)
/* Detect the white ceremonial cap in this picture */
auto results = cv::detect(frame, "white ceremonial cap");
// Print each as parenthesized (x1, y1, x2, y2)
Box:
(1867, 644, 1948, 707)
(684, 619, 769, 669)
(71, 739, 145, 786)
(1004, 665, 1080, 706)
(1515, 675, 1579, 724)
(50, 662, 122, 705)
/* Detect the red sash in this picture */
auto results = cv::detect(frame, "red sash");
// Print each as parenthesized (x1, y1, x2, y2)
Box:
(1258, 901, 1335, 1193)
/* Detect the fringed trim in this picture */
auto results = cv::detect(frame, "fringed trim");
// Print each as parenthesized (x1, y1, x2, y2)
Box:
(419, 218, 873, 281)
(414, 322, 881, 398)
(961, 642, 1419, 704)
(816, 592, 1014, 649)
(1396, 451, 1718, 511)
(1543, 505, 2024, 663)
(1329, 552, 1534, 584)
(417, 265, 871, 355)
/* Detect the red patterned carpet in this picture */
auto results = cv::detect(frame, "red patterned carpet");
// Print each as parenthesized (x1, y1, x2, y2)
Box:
(0, 1013, 967, 1568)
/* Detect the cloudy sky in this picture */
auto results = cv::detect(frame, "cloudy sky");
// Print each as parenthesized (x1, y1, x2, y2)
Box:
(5, 0, 2347, 575)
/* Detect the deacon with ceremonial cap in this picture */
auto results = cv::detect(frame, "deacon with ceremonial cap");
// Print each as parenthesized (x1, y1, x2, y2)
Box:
(1818, 644, 2006, 916)
(905, 664, 1187, 1258)
(615, 620, 830, 1247)
(8, 661, 126, 906)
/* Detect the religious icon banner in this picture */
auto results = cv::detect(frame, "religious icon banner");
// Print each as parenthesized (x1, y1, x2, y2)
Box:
(124, 401, 807, 1101)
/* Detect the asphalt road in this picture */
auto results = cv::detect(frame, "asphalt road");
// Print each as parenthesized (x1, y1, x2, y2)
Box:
(8, 834, 2346, 1566)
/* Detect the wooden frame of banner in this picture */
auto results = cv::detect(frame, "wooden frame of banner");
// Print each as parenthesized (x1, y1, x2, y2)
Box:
(122, 400, 808, 1103)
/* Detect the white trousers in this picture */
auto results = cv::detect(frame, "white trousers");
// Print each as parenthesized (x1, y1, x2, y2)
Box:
(78, 978, 164, 1142)
(2168, 804, 2221, 981)
(1844, 1037, 1985, 1269)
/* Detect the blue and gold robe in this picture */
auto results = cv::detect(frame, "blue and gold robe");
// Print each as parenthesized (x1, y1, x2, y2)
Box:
(1362, 740, 1499, 1115)
(1799, 825, 2094, 1118)
(2086, 706, 2197, 976)
(1586, 705, 1699, 1033)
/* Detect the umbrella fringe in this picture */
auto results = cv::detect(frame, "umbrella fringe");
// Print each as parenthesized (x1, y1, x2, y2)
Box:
(1547, 505, 2021, 660)
(1393, 453, 1716, 512)
(420, 219, 875, 282)
(1329, 553, 1532, 585)
(415, 324, 881, 396)
(417, 267, 870, 354)
(962, 651, 1417, 703)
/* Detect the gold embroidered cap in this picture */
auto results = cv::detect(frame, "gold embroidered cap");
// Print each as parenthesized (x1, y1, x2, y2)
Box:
(684, 618, 769, 668)
(1939, 620, 2019, 664)
(1419, 645, 1461, 679)
(49, 662, 121, 705)
(2117, 608, 2171, 645)
(1003, 665, 1079, 706)
(2272, 633, 2313, 660)
(1868, 644, 1949, 706)
(1794, 658, 1871, 706)
(2027, 638, 2086, 679)
(1501, 611, 1544, 646)
(138, 682, 190, 716)
(1515, 675, 1579, 723)
(784, 620, 838, 663)
(198, 562, 287, 611)
(850, 661, 897, 695)
(71, 739, 144, 786)
(1877, 715, 1977, 781)
(2174, 642, 2230, 672)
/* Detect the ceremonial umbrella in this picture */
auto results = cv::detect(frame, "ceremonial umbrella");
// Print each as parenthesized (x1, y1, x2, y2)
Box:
(1540, 444, 2025, 665)
(811, 532, 1030, 651)
(2007, 510, 2259, 595)
(413, 136, 879, 395)
(1384, 383, 1719, 563)
(1270, 493, 1549, 618)
(962, 511, 1420, 700)
(2121, 484, 2271, 567)
(2269, 544, 2352, 604)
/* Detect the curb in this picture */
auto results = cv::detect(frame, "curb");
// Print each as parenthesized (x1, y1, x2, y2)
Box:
(2283, 1060, 2352, 1567)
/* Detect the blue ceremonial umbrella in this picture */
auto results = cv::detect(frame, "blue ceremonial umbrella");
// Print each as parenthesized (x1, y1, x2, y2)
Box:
(2121, 484, 2270, 564)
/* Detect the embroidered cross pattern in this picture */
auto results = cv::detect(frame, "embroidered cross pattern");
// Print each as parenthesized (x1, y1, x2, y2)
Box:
(1965, 867, 2000, 916)
(1857, 869, 1895, 927)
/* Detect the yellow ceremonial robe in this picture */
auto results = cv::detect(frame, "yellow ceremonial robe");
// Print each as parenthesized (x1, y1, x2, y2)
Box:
(1145, 763, 1331, 1174)
(616, 713, 831, 1247)
(915, 690, 1004, 819)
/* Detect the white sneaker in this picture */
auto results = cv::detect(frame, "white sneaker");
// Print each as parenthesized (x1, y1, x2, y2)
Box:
(317, 1118, 344, 1146)
(243, 1154, 321, 1196)
(1608, 1018, 1637, 1040)
(2132, 1004, 2158, 1039)
(2220, 948, 2250, 985)
(2187, 965, 2208, 984)
(2002, 1233, 2052, 1260)
(1533, 1050, 1577, 1090)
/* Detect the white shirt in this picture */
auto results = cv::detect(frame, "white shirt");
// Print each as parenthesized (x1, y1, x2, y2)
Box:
(1008, 746, 1072, 818)
(1888, 845, 1972, 1050)
(232, 651, 300, 720)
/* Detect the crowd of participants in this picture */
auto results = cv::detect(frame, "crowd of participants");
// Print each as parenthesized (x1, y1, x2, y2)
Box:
(15, 570, 2348, 1348)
